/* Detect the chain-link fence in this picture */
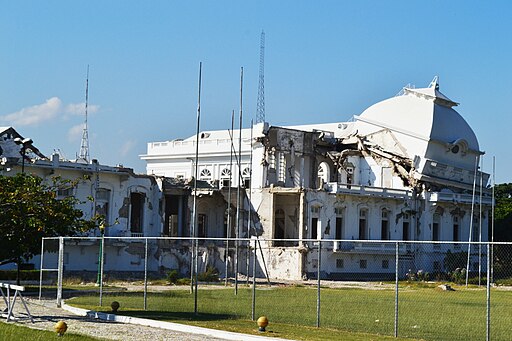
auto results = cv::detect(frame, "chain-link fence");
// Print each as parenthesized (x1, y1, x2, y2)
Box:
(39, 237, 512, 340)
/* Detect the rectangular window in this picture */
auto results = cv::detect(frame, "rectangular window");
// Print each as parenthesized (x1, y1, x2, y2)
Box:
(433, 222, 439, 241)
(57, 187, 73, 198)
(130, 192, 145, 234)
(381, 220, 389, 240)
(311, 217, 318, 240)
(335, 217, 343, 240)
(359, 259, 367, 269)
(453, 221, 459, 242)
(198, 214, 207, 238)
(403, 221, 410, 241)
(359, 212, 367, 240)
(336, 258, 344, 269)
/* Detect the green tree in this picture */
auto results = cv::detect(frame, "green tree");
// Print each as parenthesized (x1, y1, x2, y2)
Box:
(494, 183, 512, 241)
(0, 173, 95, 284)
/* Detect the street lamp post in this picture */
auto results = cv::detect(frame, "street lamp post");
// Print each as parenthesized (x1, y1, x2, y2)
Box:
(13, 137, 32, 285)
(14, 137, 33, 173)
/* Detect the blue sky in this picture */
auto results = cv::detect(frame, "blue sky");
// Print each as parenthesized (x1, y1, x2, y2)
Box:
(1, 1, 510, 183)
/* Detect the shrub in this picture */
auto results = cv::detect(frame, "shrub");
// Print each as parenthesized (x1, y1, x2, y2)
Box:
(176, 278, 191, 286)
(197, 266, 219, 283)
(166, 270, 180, 285)
(405, 269, 430, 282)
(449, 268, 467, 284)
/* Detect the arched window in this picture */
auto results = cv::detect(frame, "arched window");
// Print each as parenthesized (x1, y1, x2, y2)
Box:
(242, 167, 251, 188)
(220, 168, 231, 187)
(199, 168, 212, 181)
(317, 162, 330, 187)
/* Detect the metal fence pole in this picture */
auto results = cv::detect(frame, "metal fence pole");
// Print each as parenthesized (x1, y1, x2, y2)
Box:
(486, 243, 491, 341)
(316, 240, 321, 328)
(194, 237, 199, 315)
(394, 241, 399, 338)
(38, 238, 45, 301)
(99, 236, 105, 306)
(144, 238, 148, 311)
(251, 238, 257, 321)
(56, 237, 64, 307)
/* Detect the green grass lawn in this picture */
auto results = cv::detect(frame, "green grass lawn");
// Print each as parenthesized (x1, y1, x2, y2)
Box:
(66, 283, 512, 341)
(0, 321, 105, 341)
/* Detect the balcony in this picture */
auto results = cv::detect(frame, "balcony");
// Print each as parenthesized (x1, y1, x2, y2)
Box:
(429, 192, 493, 205)
(332, 241, 412, 254)
(328, 183, 411, 199)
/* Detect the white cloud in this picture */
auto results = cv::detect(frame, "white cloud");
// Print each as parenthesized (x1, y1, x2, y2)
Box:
(0, 98, 100, 126)
(67, 123, 85, 142)
(120, 139, 137, 157)
(1, 97, 62, 126)
(65, 102, 100, 116)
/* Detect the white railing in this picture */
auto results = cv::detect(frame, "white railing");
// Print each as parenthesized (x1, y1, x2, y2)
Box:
(430, 192, 493, 205)
(328, 183, 411, 199)
(332, 241, 413, 253)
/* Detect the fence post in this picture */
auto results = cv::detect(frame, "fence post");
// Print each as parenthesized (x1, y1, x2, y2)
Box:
(99, 236, 105, 306)
(486, 243, 491, 341)
(317, 240, 321, 328)
(251, 238, 257, 320)
(394, 241, 399, 338)
(144, 238, 148, 311)
(38, 238, 45, 301)
(56, 237, 64, 307)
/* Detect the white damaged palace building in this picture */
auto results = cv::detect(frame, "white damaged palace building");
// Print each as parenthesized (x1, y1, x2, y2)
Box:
(141, 78, 492, 280)
(1, 78, 492, 280)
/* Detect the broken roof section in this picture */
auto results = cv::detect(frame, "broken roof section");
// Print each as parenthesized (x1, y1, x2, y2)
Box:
(0, 126, 47, 161)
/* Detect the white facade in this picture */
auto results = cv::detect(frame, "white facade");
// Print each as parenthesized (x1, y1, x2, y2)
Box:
(142, 79, 492, 280)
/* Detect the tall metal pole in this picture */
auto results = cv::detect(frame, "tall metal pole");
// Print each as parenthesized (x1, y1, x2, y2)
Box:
(486, 243, 491, 341)
(144, 238, 148, 310)
(251, 238, 257, 320)
(246, 120, 254, 285)
(316, 240, 321, 328)
(394, 241, 399, 337)
(192, 62, 202, 315)
(56, 237, 64, 308)
(478, 157, 483, 286)
(491, 156, 495, 283)
(225, 111, 235, 286)
(466, 156, 479, 287)
(38, 238, 45, 301)
(99, 236, 105, 306)
(235, 67, 243, 295)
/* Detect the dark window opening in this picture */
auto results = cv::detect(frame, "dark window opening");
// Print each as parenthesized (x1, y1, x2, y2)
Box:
(433, 222, 439, 241)
(311, 217, 318, 240)
(335, 217, 343, 240)
(130, 192, 145, 234)
(198, 214, 207, 239)
(403, 221, 410, 241)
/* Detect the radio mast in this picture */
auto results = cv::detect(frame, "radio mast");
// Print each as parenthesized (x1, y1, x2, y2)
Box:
(78, 65, 90, 163)
(256, 31, 265, 123)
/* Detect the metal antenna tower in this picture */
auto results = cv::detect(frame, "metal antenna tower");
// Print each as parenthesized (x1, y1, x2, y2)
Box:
(78, 65, 90, 163)
(256, 31, 265, 123)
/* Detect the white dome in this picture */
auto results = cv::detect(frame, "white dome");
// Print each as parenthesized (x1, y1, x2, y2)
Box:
(355, 79, 480, 164)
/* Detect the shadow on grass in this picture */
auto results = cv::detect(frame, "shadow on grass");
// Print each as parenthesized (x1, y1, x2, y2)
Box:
(115, 310, 235, 322)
